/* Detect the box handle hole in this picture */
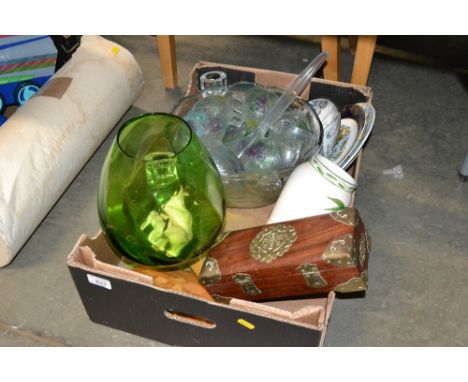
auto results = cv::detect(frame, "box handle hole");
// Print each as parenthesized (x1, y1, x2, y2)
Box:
(163, 309, 216, 329)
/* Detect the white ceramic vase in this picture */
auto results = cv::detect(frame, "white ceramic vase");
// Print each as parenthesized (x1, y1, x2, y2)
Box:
(267, 154, 357, 224)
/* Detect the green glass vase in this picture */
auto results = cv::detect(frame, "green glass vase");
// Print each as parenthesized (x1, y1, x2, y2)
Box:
(98, 113, 225, 269)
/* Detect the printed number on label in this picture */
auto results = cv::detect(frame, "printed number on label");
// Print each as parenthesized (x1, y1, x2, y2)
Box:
(87, 274, 112, 290)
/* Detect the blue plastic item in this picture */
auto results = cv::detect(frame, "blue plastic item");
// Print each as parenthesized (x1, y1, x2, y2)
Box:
(0, 35, 58, 115)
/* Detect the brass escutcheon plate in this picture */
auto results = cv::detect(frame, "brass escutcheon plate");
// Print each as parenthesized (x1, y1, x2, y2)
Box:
(249, 224, 297, 263)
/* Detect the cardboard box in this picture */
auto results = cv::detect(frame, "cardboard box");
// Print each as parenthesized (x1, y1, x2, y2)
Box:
(67, 61, 373, 346)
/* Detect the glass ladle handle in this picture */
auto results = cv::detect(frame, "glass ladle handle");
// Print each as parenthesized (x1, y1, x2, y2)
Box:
(237, 52, 328, 157)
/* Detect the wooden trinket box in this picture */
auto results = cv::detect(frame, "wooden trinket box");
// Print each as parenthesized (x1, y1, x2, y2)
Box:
(199, 208, 370, 302)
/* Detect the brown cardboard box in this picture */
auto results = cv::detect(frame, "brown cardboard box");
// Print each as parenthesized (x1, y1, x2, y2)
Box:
(67, 61, 373, 346)
(68, 217, 334, 346)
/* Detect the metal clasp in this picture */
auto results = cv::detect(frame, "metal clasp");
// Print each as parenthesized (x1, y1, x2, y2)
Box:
(232, 273, 262, 296)
(298, 263, 327, 288)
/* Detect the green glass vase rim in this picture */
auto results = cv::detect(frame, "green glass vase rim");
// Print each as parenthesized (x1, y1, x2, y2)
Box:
(116, 112, 194, 161)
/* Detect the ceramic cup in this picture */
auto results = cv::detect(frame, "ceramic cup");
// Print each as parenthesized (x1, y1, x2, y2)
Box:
(267, 154, 357, 224)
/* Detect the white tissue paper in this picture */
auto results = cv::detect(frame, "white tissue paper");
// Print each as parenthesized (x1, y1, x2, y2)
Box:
(0, 35, 144, 266)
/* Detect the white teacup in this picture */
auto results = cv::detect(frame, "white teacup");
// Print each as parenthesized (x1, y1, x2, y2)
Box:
(267, 154, 357, 224)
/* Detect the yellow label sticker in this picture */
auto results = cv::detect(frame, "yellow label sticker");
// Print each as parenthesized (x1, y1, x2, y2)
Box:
(237, 318, 255, 330)
(111, 46, 120, 55)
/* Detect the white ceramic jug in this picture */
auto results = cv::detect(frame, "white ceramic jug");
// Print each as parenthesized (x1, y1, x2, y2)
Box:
(267, 154, 357, 224)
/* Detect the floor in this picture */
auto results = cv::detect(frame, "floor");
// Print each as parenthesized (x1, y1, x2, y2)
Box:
(1, 35, 467, 346)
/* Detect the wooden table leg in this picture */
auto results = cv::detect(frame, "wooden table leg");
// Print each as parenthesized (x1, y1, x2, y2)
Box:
(321, 36, 341, 82)
(351, 35, 377, 86)
(156, 35, 177, 89)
